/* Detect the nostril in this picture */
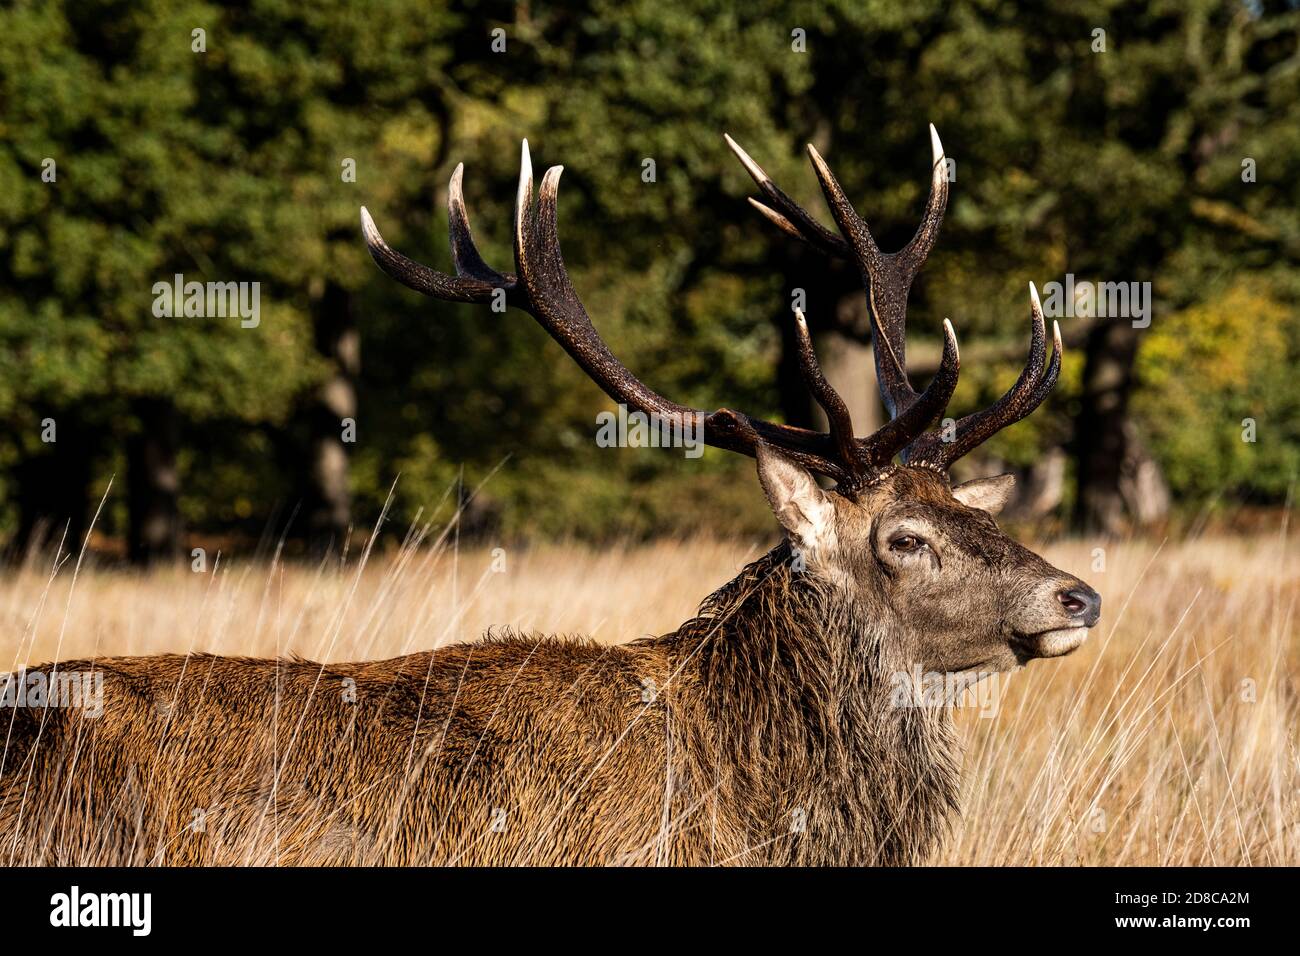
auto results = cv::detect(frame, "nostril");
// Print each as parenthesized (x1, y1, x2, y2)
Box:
(1057, 586, 1101, 625)
(1057, 589, 1088, 615)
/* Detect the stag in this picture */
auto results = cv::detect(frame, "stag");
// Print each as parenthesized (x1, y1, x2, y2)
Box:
(1, 128, 1099, 866)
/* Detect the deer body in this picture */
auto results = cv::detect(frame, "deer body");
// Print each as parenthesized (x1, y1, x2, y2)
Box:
(2, 542, 959, 866)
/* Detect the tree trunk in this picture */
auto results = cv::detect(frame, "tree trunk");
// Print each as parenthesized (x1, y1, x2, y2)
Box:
(817, 329, 881, 437)
(10, 413, 93, 561)
(774, 263, 875, 432)
(991, 447, 1066, 521)
(127, 397, 182, 565)
(1073, 322, 1169, 534)
(1117, 422, 1171, 525)
(305, 280, 359, 556)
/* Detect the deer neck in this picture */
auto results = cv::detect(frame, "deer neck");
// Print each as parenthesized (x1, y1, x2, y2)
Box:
(670, 542, 960, 864)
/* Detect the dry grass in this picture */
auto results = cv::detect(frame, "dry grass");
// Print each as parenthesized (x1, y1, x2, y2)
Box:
(2, 526, 1297, 866)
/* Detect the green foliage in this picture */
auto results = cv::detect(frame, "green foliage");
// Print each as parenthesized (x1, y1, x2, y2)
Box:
(1136, 279, 1300, 499)
(1, 0, 1298, 542)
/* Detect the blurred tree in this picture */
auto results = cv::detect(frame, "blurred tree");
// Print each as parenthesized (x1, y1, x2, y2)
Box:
(176, 0, 480, 554)
(742, 0, 1300, 532)
(0, 0, 321, 560)
(1, 0, 1297, 553)
(1050, 0, 1300, 532)
(0, 0, 499, 559)
(461, 0, 1296, 534)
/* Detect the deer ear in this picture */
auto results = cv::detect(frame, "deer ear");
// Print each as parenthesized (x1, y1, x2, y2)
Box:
(951, 474, 1016, 515)
(756, 443, 834, 547)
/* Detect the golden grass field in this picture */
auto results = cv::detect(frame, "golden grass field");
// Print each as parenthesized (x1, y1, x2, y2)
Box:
(2, 526, 1297, 866)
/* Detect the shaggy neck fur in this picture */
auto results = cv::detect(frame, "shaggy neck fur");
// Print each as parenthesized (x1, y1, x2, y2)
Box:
(665, 542, 961, 865)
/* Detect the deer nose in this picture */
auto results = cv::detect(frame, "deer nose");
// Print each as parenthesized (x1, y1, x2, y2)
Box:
(1057, 585, 1101, 626)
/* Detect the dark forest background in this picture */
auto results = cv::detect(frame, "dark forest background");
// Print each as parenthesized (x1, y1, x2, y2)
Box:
(1, 0, 1298, 563)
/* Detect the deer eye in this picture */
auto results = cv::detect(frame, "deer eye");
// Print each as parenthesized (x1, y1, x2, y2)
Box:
(889, 534, 927, 553)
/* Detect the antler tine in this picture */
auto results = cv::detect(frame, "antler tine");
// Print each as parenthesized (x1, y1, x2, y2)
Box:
(512, 139, 537, 276)
(895, 125, 949, 282)
(791, 309, 865, 473)
(908, 284, 1062, 468)
(723, 134, 852, 260)
(362, 158, 531, 308)
(448, 163, 511, 285)
(861, 319, 961, 469)
(361, 206, 501, 303)
(805, 142, 922, 421)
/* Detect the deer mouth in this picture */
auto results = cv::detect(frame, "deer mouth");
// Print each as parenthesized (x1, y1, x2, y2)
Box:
(1011, 626, 1090, 662)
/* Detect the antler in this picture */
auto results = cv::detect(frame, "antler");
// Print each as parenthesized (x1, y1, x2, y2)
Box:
(361, 140, 958, 487)
(725, 128, 1062, 472)
(907, 283, 1061, 468)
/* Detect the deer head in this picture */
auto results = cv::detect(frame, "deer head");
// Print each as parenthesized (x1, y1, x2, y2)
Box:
(360, 128, 1100, 678)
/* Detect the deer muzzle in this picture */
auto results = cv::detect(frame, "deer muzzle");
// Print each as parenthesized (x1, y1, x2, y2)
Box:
(1011, 581, 1101, 660)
